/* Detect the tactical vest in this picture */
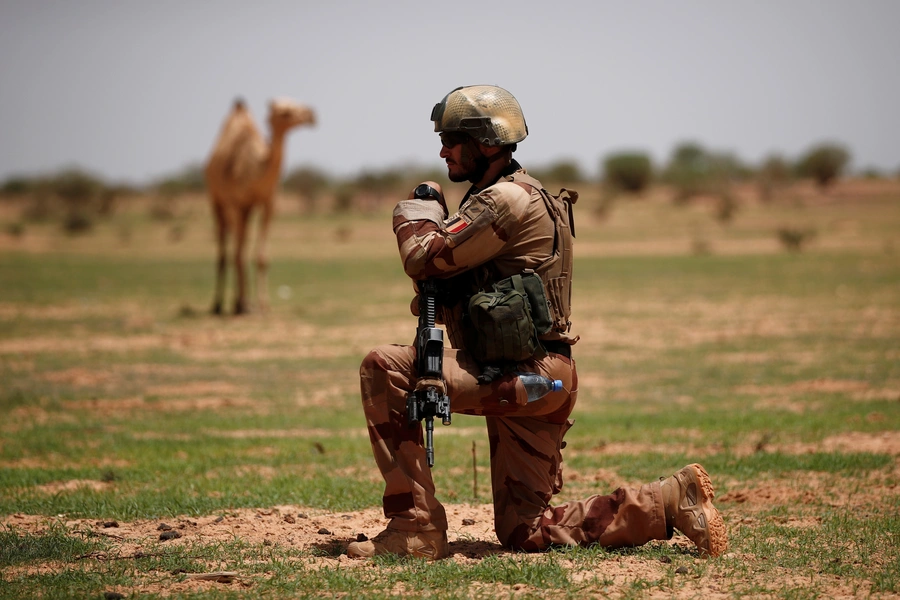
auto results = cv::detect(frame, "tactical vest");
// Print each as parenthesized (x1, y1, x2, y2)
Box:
(509, 172, 578, 340)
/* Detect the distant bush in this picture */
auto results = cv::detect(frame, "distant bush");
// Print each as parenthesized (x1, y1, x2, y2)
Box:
(1, 176, 40, 196)
(354, 169, 404, 196)
(757, 154, 793, 202)
(283, 165, 331, 202)
(795, 143, 850, 188)
(602, 152, 653, 193)
(662, 143, 744, 222)
(530, 160, 584, 186)
(154, 164, 206, 196)
(5, 168, 116, 231)
(62, 210, 94, 235)
(662, 142, 711, 202)
(708, 152, 752, 182)
(333, 184, 355, 214)
(777, 227, 816, 252)
(51, 169, 109, 233)
(52, 169, 106, 203)
(5, 222, 25, 237)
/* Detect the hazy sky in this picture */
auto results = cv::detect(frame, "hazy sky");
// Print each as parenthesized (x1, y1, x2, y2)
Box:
(1, 0, 898, 185)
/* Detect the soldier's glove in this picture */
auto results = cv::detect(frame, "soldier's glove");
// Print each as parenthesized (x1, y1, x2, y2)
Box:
(410, 181, 448, 220)
(414, 377, 447, 396)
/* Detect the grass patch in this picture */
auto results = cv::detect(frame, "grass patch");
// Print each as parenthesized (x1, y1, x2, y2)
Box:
(1, 187, 898, 598)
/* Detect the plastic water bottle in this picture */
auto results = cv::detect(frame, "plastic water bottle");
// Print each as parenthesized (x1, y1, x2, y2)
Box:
(514, 372, 563, 403)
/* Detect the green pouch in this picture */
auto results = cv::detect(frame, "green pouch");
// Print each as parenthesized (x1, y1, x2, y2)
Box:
(492, 271, 553, 335)
(466, 273, 548, 364)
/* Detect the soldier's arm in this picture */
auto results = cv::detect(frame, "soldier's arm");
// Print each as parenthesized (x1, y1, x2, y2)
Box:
(393, 182, 530, 280)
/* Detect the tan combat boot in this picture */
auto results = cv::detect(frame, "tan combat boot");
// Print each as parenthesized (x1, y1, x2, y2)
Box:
(660, 463, 728, 557)
(346, 528, 449, 560)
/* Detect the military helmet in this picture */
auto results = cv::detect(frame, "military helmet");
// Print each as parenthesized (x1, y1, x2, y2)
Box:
(430, 85, 528, 146)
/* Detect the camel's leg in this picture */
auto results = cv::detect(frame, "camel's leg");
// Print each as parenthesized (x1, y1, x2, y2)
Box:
(254, 201, 274, 313)
(211, 200, 228, 315)
(232, 205, 251, 315)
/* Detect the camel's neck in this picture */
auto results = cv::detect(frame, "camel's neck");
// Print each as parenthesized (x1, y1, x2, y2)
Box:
(261, 128, 289, 186)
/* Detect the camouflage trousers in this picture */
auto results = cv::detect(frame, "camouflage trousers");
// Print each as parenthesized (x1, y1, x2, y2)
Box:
(359, 344, 668, 551)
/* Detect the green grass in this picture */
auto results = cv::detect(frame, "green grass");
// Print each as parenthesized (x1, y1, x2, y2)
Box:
(1, 190, 899, 597)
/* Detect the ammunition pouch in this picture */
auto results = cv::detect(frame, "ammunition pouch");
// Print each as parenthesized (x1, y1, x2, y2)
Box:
(464, 271, 551, 364)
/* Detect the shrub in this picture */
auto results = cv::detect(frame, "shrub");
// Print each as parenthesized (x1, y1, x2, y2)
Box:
(530, 160, 584, 186)
(777, 227, 816, 252)
(602, 152, 653, 193)
(62, 210, 94, 235)
(1, 176, 39, 196)
(354, 169, 403, 196)
(154, 164, 206, 196)
(663, 142, 710, 202)
(757, 154, 793, 202)
(51, 169, 106, 204)
(796, 143, 850, 188)
(283, 165, 331, 200)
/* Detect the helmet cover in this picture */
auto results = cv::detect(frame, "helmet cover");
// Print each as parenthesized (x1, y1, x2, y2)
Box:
(431, 85, 527, 146)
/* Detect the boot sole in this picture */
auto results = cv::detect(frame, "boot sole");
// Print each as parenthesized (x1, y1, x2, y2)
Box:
(689, 463, 728, 557)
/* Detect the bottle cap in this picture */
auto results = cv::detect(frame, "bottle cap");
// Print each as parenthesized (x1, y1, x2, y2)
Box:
(551, 380, 562, 392)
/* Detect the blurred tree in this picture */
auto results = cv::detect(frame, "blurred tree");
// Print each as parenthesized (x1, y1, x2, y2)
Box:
(602, 152, 653, 194)
(0, 175, 39, 196)
(757, 154, 793, 202)
(858, 167, 883, 180)
(154, 164, 206, 195)
(795, 142, 850, 188)
(662, 142, 710, 203)
(662, 142, 744, 222)
(283, 165, 331, 210)
(529, 160, 584, 186)
(51, 168, 108, 234)
(355, 168, 404, 196)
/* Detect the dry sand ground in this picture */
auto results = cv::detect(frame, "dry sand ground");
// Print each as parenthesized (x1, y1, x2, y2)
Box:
(4, 430, 899, 598)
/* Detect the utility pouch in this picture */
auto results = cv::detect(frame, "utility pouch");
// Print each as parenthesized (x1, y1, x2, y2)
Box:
(465, 272, 548, 364)
(492, 271, 553, 336)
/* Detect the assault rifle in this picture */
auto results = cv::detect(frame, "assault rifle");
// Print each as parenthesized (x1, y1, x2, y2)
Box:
(406, 279, 451, 468)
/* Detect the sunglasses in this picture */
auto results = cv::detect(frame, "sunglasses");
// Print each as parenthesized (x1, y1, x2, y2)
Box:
(439, 132, 470, 149)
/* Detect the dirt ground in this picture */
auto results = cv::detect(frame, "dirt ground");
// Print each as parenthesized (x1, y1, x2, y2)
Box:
(4, 430, 899, 598)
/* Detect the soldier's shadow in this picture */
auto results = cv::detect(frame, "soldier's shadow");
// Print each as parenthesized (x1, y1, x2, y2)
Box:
(310, 536, 507, 560)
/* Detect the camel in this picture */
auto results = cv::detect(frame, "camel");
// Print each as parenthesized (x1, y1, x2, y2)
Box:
(204, 97, 316, 315)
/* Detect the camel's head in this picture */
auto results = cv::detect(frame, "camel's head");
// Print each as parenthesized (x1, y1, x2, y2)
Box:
(268, 98, 316, 132)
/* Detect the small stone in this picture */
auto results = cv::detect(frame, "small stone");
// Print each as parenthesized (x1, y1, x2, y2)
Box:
(157, 523, 172, 531)
(263, 539, 273, 546)
(283, 515, 296, 524)
(675, 566, 689, 575)
(103, 521, 119, 528)
(356, 533, 368, 542)
(461, 519, 476, 526)
(317, 528, 331, 535)
(159, 530, 182, 541)
(104, 593, 125, 600)
(297, 513, 308, 519)
(214, 516, 224, 523)
(659, 556, 671, 564)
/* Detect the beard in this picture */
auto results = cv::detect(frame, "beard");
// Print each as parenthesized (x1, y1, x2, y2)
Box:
(448, 142, 491, 184)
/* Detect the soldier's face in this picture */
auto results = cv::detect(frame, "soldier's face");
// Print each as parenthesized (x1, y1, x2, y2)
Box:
(440, 136, 489, 183)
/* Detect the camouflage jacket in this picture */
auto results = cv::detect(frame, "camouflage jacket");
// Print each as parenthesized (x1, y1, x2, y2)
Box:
(393, 160, 577, 351)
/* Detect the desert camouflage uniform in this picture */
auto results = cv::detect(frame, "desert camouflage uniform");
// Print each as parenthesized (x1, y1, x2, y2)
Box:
(360, 160, 668, 550)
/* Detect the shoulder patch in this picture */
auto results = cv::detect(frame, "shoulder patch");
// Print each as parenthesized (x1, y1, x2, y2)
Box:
(446, 216, 469, 234)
